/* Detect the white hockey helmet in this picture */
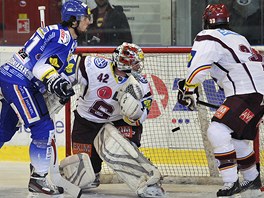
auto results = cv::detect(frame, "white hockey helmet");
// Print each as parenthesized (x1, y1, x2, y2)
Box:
(112, 42, 144, 74)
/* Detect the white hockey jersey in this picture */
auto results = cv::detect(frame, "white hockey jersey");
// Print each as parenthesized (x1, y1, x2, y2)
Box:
(185, 28, 264, 97)
(76, 56, 152, 123)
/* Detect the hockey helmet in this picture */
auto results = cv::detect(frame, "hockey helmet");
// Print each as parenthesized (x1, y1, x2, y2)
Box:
(112, 42, 144, 74)
(61, 0, 92, 22)
(203, 4, 230, 29)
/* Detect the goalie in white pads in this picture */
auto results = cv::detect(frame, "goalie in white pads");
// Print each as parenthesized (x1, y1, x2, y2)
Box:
(61, 42, 165, 197)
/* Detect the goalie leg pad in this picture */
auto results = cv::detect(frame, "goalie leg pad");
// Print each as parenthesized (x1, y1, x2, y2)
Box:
(59, 153, 96, 189)
(94, 123, 165, 197)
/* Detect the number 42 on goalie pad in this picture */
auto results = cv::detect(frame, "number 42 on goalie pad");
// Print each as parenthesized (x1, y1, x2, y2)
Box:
(94, 123, 165, 197)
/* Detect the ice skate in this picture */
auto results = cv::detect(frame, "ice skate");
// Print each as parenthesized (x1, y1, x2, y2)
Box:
(217, 179, 241, 198)
(28, 172, 64, 195)
(82, 173, 100, 190)
(240, 174, 262, 198)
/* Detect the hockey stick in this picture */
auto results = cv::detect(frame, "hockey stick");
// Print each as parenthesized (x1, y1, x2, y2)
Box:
(37, 6, 82, 198)
(50, 139, 82, 198)
(38, 6, 46, 27)
(197, 99, 220, 109)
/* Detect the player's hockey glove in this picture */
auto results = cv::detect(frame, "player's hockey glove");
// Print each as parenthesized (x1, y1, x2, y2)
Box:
(44, 74, 75, 104)
(177, 79, 198, 111)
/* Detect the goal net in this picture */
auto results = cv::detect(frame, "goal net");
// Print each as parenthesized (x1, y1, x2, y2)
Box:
(1, 46, 264, 186)
(67, 47, 264, 185)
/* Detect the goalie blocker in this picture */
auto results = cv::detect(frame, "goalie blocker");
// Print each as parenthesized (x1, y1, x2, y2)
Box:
(94, 123, 165, 198)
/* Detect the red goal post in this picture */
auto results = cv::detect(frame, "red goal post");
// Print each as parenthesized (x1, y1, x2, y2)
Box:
(65, 46, 264, 184)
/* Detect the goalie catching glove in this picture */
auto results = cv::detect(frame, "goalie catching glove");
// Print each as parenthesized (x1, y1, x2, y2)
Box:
(119, 92, 143, 120)
(43, 74, 75, 104)
(116, 75, 145, 126)
(177, 79, 199, 111)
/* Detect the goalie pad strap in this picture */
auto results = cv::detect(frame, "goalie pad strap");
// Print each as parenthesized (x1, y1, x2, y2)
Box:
(60, 153, 95, 189)
(94, 123, 161, 193)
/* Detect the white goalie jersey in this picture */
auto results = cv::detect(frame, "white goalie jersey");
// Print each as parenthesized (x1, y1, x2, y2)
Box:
(185, 28, 264, 97)
(75, 56, 152, 123)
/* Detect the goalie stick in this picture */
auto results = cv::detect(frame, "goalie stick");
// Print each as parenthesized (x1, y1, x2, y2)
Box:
(50, 139, 82, 198)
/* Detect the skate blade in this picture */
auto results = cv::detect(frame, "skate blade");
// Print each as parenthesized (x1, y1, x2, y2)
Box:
(241, 189, 263, 198)
(218, 193, 241, 198)
(27, 192, 64, 198)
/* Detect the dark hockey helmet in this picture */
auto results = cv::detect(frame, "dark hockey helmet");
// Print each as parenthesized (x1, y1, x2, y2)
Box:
(61, 0, 92, 22)
(203, 4, 230, 29)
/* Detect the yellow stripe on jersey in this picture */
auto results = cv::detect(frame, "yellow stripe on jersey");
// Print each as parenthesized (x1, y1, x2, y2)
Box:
(185, 81, 200, 90)
(186, 65, 211, 85)
(41, 68, 58, 81)
(110, 62, 120, 83)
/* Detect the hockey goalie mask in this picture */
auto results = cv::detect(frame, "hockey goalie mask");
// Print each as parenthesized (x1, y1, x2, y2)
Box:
(112, 42, 144, 74)
(202, 4, 230, 29)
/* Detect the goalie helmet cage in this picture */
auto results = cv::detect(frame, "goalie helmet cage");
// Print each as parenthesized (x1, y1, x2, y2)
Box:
(65, 47, 264, 186)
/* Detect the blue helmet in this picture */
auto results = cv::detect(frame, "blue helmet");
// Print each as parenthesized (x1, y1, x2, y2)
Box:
(61, 0, 91, 21)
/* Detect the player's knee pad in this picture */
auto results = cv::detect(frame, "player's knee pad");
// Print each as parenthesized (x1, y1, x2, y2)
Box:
(94, 123, 165, 197)
(232, 139, 253, 158)
(208, 122, 237, 173)
(30, 118, 54, 140)
(59, 153, 96, 189)
(207, 121, 234, 153)
(232, 139, 256, 171)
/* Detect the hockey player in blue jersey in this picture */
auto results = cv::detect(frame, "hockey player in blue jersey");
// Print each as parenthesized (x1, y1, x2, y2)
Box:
(0, 0, 92, 195)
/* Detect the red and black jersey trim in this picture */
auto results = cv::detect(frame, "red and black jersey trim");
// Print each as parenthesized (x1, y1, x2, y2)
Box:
(196, 34, 257, 94)
(79, 56, 89, 98)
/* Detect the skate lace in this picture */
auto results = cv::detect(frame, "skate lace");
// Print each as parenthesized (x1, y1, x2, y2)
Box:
(35, 176, 57, 191)
(240, 180, 251, 188)
(44, 178, 58, 191)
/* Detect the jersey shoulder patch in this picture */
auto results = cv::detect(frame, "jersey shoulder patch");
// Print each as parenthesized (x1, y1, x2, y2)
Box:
(58, 29, 71, 45)
(36, 27, 49, 39)
(93, 57, 108, 69)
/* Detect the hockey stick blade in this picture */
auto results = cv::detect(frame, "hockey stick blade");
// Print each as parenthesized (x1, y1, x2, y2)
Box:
(197, 100, 220, 109)
(50, 139, 82, 198)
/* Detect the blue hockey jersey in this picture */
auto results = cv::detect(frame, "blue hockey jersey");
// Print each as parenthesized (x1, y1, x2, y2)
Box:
(0, 24, 77, 91)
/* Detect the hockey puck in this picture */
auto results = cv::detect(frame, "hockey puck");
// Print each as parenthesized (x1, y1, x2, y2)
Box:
(172, 127, 180, 132)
